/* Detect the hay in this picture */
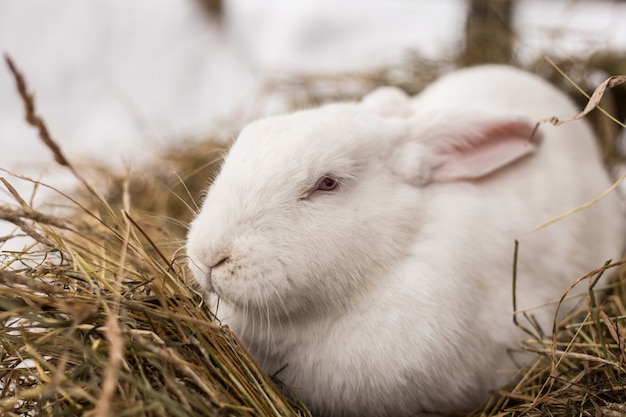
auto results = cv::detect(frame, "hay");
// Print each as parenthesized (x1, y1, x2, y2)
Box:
(2, 50, 626, 416)
(0, 199, 308, 417)
(472, 262, 626, 416)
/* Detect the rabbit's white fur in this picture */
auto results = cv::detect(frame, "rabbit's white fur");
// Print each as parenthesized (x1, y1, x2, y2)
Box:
(186, 65, 626, 416)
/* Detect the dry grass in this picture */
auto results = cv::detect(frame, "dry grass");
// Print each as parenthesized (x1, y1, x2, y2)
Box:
(1, 50, 626, 417)
(471, 261, 626, 417)
(0, 199, 308, 417)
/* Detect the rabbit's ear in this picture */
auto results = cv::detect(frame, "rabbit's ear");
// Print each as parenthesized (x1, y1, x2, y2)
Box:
(362, 87, 413, 118)
(393, 111, 541, 185)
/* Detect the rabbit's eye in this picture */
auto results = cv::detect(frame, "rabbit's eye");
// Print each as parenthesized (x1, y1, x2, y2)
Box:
(316, 176, 339, 191)
(301, 176, 341, 200)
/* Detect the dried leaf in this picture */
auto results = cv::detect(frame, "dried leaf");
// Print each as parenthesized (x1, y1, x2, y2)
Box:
(544, 74, 626, 126)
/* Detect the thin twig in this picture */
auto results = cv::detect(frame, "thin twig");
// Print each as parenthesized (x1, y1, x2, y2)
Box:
(4, 54, 116, 219)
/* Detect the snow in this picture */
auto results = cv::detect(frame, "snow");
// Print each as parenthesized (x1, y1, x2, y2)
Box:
(515, 0, 626, 63)
(225, 0, 467, 72)
(0, 0, 253, 171)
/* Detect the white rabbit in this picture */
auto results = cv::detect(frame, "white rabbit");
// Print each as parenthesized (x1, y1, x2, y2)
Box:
(186, 65, 626, 416)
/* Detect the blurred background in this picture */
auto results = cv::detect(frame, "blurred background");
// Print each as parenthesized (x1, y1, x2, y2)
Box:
(1, 0, 626, 228)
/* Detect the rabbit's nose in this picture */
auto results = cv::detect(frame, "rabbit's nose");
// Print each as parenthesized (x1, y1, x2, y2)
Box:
(205, 255, 230, 292)
(211, 256, 230, 270)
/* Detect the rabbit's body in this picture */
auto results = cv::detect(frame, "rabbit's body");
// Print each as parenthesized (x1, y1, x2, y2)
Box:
(186, 65, 626, 416)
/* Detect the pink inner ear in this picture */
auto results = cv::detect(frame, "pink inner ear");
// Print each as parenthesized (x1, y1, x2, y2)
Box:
(431, 120, 541, 182)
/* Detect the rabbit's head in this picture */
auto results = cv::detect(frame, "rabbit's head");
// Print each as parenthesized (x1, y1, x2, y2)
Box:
(186, 88, 539, 319)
